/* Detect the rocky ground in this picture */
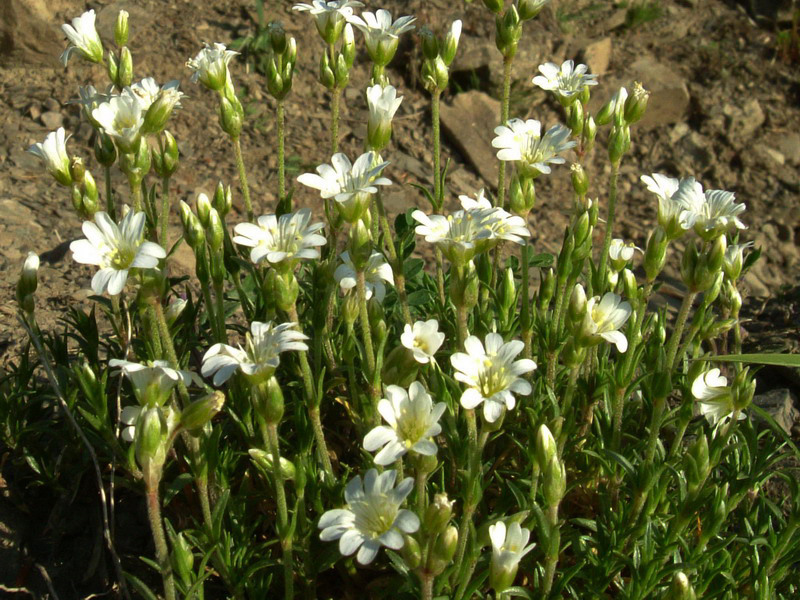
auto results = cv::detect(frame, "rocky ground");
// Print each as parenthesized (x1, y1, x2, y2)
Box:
(1, 0, 800, 595)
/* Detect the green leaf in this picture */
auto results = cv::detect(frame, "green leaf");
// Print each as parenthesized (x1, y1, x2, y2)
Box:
(529, 250, 554, 268)
(164, 472, 195, 506)
(706, 353, 800, 367)
(407, 289, 434, 306)
(124, 571, 159, 600)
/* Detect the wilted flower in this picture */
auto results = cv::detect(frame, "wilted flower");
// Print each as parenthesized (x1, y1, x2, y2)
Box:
(293, 1, 364, 44)
(579, 292, 632, 353)
(27, 127, 72, 186)
(691, 368, 745, 427)
(61, 9, 104, 66)
(318, 469, 419, 564)
(363, 381, 446, 465)
(451, 333, 536, 423)
(70, 210, 166, 295)
(92, 93, 145, 152)
(201, 321, 309, 386)
(492, 119, 576, 178)
(233, 208, 326, 268)
(489, 520, 536, 593)
(334, 251, 394, 301)
(401, 319, 445, 364)
(297, 152, 391, 223)
(109, 359, 198, 407)
(187, 43, 239, 91)
(348, 9, 416, 66)
(532, 60, 598, 101)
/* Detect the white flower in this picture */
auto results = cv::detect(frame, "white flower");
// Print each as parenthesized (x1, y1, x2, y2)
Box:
(489, 521, 535, 592)
(70, 211, 166, 296)
(640, 173, 702, 239)
(318, 469, 419, 565)
(580, 292, 632, 353)
(187, 43, 239, 91)
(693, 188, 747, 240)
(334, 251, 394, 302)
(126, 78, 183, 111)
(363, 382, 446, 465)
(297, 152, 391, 223)
(27, 127, 71, 186)
(723, 241, 754, 281)
(92, 93, 145, 152)
(293, 1, 363, 43)
(608, 238, 641, 272)
(348, 9, 416, 66)
(401, 319, 445, 364)
(109, 359, 199, 407)
(492, 119, 576, 178)
(458, 190, 530, 245)
(691, 368, 745, 427)
(201, 321, 309, 386)
(366, 84, 403, 148)
(72, 85, 113, 126)
(532, 60, 598, 100)
(233, 208, 326, 267)
(450, 333, 537, 423)
(61, 9, 104, 66)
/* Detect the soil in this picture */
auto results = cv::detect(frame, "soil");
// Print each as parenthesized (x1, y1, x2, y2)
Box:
(1, 0, 799, 596)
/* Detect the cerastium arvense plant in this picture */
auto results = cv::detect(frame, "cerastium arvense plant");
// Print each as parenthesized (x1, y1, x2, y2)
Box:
(10, 1, 800, 598)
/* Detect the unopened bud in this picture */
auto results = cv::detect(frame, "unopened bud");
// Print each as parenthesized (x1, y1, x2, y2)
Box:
(429, 525, 459, 575)
(218, 95, 243, 138)
(180, 200, 205, 249)
(114, 10, 129, 47)
(518, 0, 550, 20)
(583, 115, 597, 152)
(135, 407, 166, 475)
(608, 125, 630, 164)
(543, 455, 566, 507)
(249, 449, 296, 480)
(153, 130, 179, 178)
(571, 164, 589, 197)
(196, 193, 212, 228)
(348, 219, 373, 270)
(254, 376, 285, 424)
(171, 532, 194, 584)
(686, 433, 710, 496)
(538, 268, 555, 310)
(143, 89, 181, 135)
(644, 227, 668, 282)
(482, 0, 504, 13)
(107, 51, 118, 86)
(665, 572, 696, 600)
(496, 7, 522, 58)
(567, 101, 584, 136)
(535, 424, 557, 472)
(401, 535, 421, 569)
(731, 368, 755, 412)
(212, 181, 232, 217)
(424, 494, 454, 535)
(16, 252, 40, 314)
(181, 391, 225, 433)
(117, 46, 133, 88)
(419, 27, 438, 61)
(567, 283, 587, 329)
(623, 82, 649, 125)
(442, 20, 462, 66)
(342, 24, 356, 68)
(94, 131, 117, 167)
(206, 208, 225, 253)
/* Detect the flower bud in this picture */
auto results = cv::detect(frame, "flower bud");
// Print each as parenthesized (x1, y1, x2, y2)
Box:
(83, 170, 99, 210)
(253, 376, 285, 424)
(143, 89, 181, 135)
(114, 10, 129, 47)
(567, 283, 587, 330)
(538, 268, 555, 310)
(562, 338, 587, 368)
(268, 21, 287, 54)
(348, 219, 373, 270)
(622, 269, 638, 304)
(500, 266, 516, 315)
(571, 163, 589, 197)
(623, 82, 649, 125)
(212, 181, 232, 217)
(509, 174, 535, 216)
(206, 208, 225, 253)
(16, 252, 39, 314)
(181, 391, 225, 434)
(171, 532, 194, 585)
(543, 455, 566, 507)
(701, 271, 724, 308)
(731, 368, 755, 412)
(342, 292, 359, 325)
(665, 572, 696, 600)
(107, 51, 118, 86)
(567, 101, 584, 136)
(218, 95, 243, 138)
(707, 234, 727, 275)
(442, 20, 462, 66)
(341, 24, 355, 68)
(180, 200, 206, 249)
(135, 407, 166, 476)
(318, 51, 336, 89)
(608, 125, 630, 164)
(429, 525, 459, 575)
(133, 137, 151, 176)
(518, 0, 550, 20)
(401, 535, 421, 570)
(275, 271, 300, 312)
(644, 227, 668, 282)
(680, 240, 700, 291)
(424, 493, 454, 535)
(165, 298, 187, 324)
(69, 156, 85, 183)
(152, 130, 179, 178)
(482, 0, 504, 13)
(94, 131, 117, 167)
(419, 27, 439, 61)
(496, 7, 522, 58)
(249, 449, 296, 480)
(535, 424, 557, 472)
(195, 192, 212, 228)
(685, 433, 709, 497)
(117, 46, 133, 89)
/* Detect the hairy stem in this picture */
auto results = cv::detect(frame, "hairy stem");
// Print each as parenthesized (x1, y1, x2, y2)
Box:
(146, 483, 176, 600)
(160, 176, 170, 251)
(496, 55, 513, 209)
(277, 100, 286, 208)
(266, 422, 294, 600)
(432, 89, 442, 209)
(232, 136, 253, 221)
(596, 160, 621, 294)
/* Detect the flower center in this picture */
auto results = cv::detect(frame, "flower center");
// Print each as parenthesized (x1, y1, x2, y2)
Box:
(478, 359, 509, 398)
(107, 244, 136, 270)
(352, 495, 397, 539)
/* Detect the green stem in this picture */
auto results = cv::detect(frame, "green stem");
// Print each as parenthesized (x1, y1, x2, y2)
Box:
(232, 136, 253, 221)
(105, 165, 116, 220)
(331, 87, 342, 156)
(213, 277, 227, 343)
(160, 176, 170, 250)
(432, 89, 442, 209)
(277, 100, 286, 208)
(146, 482, 176, 600)
(415, 467, 428, 515)
(456, 303, 469, 350)
(521, 241, 532, 357)
(496, 55, 513, 209)
(452, 409, 479, 575)
(541, 504, 560, 596)
(665, 292, 698, 370)
(421, 572, 434, 600)
(151, 299, 189, 405)
(356, 270, 376, 375)
(130, 175, 142, 214)
(378, 201, 412, 324)
(266, 422, 294, 600)
(435, 248, 446, 307)
(201, 283, 220, 342)
(596, 160, 621, 294)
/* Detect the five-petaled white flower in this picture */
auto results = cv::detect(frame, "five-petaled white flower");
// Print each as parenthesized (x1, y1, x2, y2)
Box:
(401, 319, 445, 364)
(187, 43, 239, 91)
(451, 333, 537, 423)
(293, 1, 363, 43)
(201, 321, 309, 386)
(580, 292, 632, 353)
(363, 382, 446, 465)
(691, 188, 747, 240)
(233, 208, 326, 268)
(489, 520, 536, 593)
(28, 127, 72, 186)
(334, 251, 394, 302)
(492, 118, 576, 178)
(318, 469, 419, 565)
(110, 359, 199, 407)
(640, 173, 702, 240)
(70, 210, 166, 296)
(691, 368, 745, 427)
(127, 78, 184, 111)
(92, 93, 145, 152)
(532, 60, 598, 101)
(61, 9, 104, 66)
(347, 9, 416, 66)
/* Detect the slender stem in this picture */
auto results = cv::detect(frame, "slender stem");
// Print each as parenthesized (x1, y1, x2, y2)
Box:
(596, 160, 621, 294)
(415, 467, 428, 515)
(146, 483, 176, 600)
(356, 270, 376, 375)
(277, 100, 286, 208)
(452, 409, 478, 574)
(435, 248, 446, 307)
(557, 367, 580, 456)
(665, 292, 698, 370)
(151, 299, 190, 405)
(213, 278, 227, 343)
(541, 504, 560, 596)
(232, 136, 253, 221)
(266, 422, 294, 600)
(130, 175, 142, 214)
(456, 303, 469, 350)
(421, 572, 434, 600)
(432, 89, 442, 209)
(521, 241, 532, 357)
(160, 176, 170, 250)
(378, 206, 412, 324)
(201, 283, 220, 342)
(331, 88, 342, 156)
(105, 165, 116, 221)
(496, 55, 513, 209)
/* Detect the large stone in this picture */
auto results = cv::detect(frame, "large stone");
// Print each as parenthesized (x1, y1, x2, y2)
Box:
(627, 57, 691, 130)
(0, 0, 77, 66)
(723, 100, 765, 140)
(582, 37, 612, 76)
(440, 91, 500, 188)
(752, 388, 800, 435)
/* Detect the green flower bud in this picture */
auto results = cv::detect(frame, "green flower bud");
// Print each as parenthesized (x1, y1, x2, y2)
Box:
(334, 53, 350, 88)
(171, 532, 194, 585)
(622, 269, 638, 303)
(424, 493, 454, 535)
(181, 391, 225, 433)
(107, 51, 118, 86)
(556, 227, 575, 283)
(685, 433, 709, 496)
(731, 368, 755, 412)
(707, 234, 727, 275)
(562, 338, 587, 368)
(180, 200, 206, 249)
(535, 424, 557, 473)
(623, 82, 649, 125)
(567, 283, 587, 330)
(608, 125, 630, 164)
(595, 97, 615, 126)
(319, 52, 336, 89)
(429, 525, 459, 575)
(680, 240, 700, 291)
(253, 376, 285, 424)
(249, 449, 296, 480)
(69, 156, 85, 184)
(143, 89, 181, 135)
(348, 219, 373, 270)
(206, 208, 225, 253)
(218, 95, 243, 138)
(342, 24, 356, 69)
(401, 535, 421, 570)
(500, 266, 517, 315)
(133, 137, 151, 175)
(583, 115, 597, 152)
(483, 0, 504, 13)
(83, 169, 99, 209)
(509, 174, 535, 216)
(496, 7, 522, 58)
(701, 271, 724, 308)
(518, 0, 550, 20)
(420, 27, 439, 60)
(665, 572, 696, 600)
(135, 406, 166, 477)
(94, 131, 117, 167)
(538, 268, 555, 310)
(276, 271, 300, 312)
(268, 22, 287, 54)
(212, 181, 232, 217)
(16, 252, 39, 314)
(441, 20, 462, 66)
(644, 227, 669, 282)
(571, 163, 589, 197)
(567, 101, 584, 136)
(117, 46, 133, 89)
(543, 454, 566, 507)
(115, 10, 129, 47)
(153, 130, 179, 178)
(196, 192, 212, 228)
